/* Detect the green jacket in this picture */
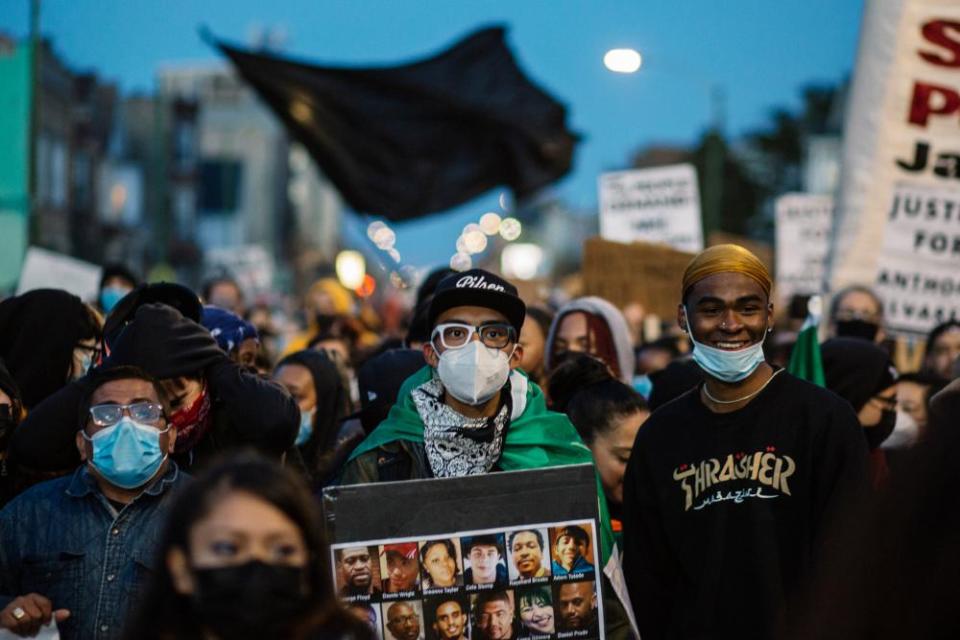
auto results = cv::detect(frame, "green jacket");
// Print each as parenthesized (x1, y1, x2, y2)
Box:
(338, 367, 637, 639)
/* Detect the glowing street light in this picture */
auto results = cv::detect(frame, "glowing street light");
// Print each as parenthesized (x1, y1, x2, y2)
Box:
(604, 48, 642, 73)
(335, 250, 366, 290)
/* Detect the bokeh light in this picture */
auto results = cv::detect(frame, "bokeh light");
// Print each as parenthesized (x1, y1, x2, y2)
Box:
(450, 252, 472, 271)
(463, 229, 488, 254)
(499, 217, 522, 241)
(479, 212, 502, 235)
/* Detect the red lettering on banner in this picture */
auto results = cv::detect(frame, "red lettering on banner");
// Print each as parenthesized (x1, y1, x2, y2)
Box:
(908, 82, 960, 127)
(919, 20, 960, 68)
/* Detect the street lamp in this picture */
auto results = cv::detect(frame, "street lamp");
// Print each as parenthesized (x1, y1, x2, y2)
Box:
(603, 48, 642, 74)
(602, 48, 726, 237)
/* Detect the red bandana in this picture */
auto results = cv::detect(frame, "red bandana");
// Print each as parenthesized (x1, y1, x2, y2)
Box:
(170, 383, 213, 453)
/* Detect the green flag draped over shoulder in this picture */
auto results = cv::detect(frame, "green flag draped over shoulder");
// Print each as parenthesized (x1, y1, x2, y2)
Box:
(787, 296, 826, 387)
(348, 366, 616, 564)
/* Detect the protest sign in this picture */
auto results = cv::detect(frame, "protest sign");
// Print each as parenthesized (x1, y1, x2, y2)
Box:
(323, 465, 606, 640)
(16, 247, 103, 302)
(774, 194, 833, 303)
(598, 164, 703, 253)
(582, 236, 694, 319)
(829, 0, 960, 334)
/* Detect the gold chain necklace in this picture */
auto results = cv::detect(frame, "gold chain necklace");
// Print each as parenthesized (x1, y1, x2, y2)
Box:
(702, 368, 784, 405)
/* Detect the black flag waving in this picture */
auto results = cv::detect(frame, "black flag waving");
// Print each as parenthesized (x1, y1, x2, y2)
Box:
(212, 27, 577, 221)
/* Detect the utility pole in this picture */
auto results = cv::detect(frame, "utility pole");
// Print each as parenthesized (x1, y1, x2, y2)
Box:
(27, 0, 40, 245)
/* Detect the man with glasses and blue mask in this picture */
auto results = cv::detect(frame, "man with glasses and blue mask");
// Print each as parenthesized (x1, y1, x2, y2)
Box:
(0, 365, 188, 640)
(622, 244, 868, 640)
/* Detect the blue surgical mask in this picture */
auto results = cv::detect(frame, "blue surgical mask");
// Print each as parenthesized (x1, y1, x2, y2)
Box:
(82, 417, 169, 489)
(683, 307, 767, 383)
(295, 408, 314, 446)
(76, 351, 93, 379)
(633, 374, 653, 399)
(99, 286, 131, 314)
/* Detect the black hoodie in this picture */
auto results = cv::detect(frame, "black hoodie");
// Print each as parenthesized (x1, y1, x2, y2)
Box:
(9, 304, 299, 473)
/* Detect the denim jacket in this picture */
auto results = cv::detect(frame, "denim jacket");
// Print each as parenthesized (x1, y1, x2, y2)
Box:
(0, 463, 187, 640)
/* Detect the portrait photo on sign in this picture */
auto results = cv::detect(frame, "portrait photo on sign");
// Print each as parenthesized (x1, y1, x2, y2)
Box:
(380, 542, 422, 594)
(336, 545, 383, 598)
(384, 599, 426, 640)
(347, 601, 384, 640)
(462, 533, 509, 588)
(472, 590, 517, 640)
(507, 528, 552, 582)
(553, 580, 599, 638)
(548, 524, 595, 578)
(420, 538, 465, 590)
(425, 594, 471, 640)
(515, 584, 556, 638)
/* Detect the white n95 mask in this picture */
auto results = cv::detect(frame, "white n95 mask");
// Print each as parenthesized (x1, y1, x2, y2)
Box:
(437, 341, 513, 406)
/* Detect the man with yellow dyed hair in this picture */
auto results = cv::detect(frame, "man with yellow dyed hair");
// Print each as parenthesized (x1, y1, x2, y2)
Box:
(622, 244, 867, 640)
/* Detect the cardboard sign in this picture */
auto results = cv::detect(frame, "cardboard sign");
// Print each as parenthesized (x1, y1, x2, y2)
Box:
(582, 236, 694, 319)
(774, 194, 833, 303)
(828, 0, 960, 334)
(16, 247, 103, 302)
(323, 465, 605, 640)
(598, 164, 704, 253)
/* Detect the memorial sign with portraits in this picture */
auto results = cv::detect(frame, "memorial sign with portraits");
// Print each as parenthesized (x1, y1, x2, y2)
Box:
(323, 465, 606, 640)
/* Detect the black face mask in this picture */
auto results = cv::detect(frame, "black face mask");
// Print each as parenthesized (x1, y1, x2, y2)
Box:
(864, 409, 896, 449)
(836, 319, 880, 342)
(191, 561, 309, 639)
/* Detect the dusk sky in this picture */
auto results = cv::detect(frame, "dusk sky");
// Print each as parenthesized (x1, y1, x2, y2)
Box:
(1, 0, 866, 268)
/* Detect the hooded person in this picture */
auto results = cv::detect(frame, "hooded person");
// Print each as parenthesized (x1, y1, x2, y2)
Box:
(200, 305, 260, 369)
(545, 297, 635, 385)
(0, 289, 102, 411)
(274, 349, 354, 488)
(9, 303, 300, 476)
(338, 268, 636, 640)
(97, 264, 139, 315)
(622, 244, 868, 640)
(822, 337, 904, 488)
(0, 358, 23, 507)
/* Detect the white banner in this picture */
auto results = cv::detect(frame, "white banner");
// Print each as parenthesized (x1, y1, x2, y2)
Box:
(16, 247, 102, 302)
(598, 164, 703, 253)
(775, 193, 833, 303)
(829, 0, 960, 334)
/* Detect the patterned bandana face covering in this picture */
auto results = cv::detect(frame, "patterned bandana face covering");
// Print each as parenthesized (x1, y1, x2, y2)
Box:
(170, 383, 213, 454)
(413, 378, 509, 477)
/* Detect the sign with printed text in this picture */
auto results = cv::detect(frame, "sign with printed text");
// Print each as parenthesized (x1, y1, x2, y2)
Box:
(323, 466, 605, 640)
(829, 0, 960, 334)
(774, 193, 833, 303)
(598, 164, 704, 253)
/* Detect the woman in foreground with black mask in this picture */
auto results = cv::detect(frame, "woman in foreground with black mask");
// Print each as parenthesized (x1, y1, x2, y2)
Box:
(125, 452, 370, 640)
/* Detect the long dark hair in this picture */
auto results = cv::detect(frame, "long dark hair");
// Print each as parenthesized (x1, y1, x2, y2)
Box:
(123, 452, 362, 640)
(548, 353, 647, 444)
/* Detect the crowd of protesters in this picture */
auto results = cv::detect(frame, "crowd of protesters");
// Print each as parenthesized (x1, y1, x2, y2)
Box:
(0, 248, 957, 640)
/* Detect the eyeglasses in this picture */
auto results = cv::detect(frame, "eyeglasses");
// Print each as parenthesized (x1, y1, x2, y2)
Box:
(89, 402, 165, 427)
(431, 322, 516, 350)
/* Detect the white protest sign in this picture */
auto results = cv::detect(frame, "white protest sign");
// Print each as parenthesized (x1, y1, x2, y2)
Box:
(828, 0, 960, 334)
(598, 164, 703, 252)
(875, 183, 960, 333)
(774, 193, 833, 303)
(16, 246, 102, 302)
